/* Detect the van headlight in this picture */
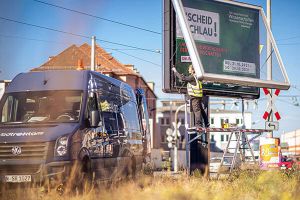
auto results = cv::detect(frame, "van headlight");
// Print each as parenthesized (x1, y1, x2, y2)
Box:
(55, 136, 68, 157)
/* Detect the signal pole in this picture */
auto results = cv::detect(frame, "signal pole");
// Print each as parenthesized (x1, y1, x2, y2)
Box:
(267, 0, 273, 138)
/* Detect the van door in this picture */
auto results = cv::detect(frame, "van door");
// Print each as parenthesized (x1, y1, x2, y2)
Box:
(82, 91, 119, 180)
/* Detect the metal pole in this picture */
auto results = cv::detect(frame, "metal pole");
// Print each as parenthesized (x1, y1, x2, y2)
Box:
(241, 99, 246, 161)
(267, 0, 273, 138)
(174, 104, 186, 173)
(184, 96, 190, 174)
(91, 36, 96, 71)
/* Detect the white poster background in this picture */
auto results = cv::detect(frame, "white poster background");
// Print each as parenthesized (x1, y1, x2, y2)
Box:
(177, 7, 220, 44)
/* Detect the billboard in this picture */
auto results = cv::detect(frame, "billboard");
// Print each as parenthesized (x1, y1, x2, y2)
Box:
(163, 0, 260, 98)
(259, 137, 280, 170)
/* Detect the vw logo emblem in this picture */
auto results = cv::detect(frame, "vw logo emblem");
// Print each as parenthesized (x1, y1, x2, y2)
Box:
(11, 146, 22, 156)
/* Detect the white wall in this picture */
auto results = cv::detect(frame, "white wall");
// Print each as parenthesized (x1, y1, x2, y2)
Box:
(281, 129, 300, 155)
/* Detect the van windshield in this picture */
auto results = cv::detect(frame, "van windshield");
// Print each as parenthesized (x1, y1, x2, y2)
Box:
(0, 90, 82, 124)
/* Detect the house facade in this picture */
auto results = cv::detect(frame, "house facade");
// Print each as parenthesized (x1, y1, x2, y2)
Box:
(281, 129, 300, 156)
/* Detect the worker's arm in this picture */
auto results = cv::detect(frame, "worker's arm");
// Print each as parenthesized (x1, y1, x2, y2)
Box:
(172, 67, 194, 82)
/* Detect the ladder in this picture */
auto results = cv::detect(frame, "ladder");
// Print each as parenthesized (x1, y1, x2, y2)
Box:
(217, 131, 257, 179)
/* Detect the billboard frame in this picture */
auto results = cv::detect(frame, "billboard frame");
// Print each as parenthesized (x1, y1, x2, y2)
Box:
(171, 0, 290, 90)
(163, 0, 261, 98)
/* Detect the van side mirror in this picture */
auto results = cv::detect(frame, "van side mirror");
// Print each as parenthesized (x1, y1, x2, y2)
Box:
(90, 110, 101, 127)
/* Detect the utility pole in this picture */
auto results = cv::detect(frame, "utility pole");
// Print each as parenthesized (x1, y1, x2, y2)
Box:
(91, 36, 96, 71)
(266, 0, 273, 138)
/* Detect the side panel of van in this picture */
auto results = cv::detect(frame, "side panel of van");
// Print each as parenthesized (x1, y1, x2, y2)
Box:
(73, 73, 144, 180)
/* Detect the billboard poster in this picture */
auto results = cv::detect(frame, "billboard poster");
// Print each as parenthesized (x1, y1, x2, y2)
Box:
(163, 0, 260, 98)
(259, 137, 280, 170)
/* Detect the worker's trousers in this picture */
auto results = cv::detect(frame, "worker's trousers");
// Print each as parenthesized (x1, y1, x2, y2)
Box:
(191, 97, 209, 128)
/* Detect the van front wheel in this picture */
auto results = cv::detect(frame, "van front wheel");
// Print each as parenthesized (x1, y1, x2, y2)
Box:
(68, 159, 93, 195)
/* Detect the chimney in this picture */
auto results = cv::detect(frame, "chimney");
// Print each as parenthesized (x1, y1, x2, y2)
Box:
(147, 82, 155, 91)
(124, 64, 134, 71)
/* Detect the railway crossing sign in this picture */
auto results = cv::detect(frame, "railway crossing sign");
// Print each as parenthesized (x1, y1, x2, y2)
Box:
(265, 121, 279, 131)
(172, 122, 181, 137)
(262, 88, 281, 121)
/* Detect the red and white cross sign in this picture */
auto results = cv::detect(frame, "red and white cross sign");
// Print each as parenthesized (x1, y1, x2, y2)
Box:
(262, 88, 281, 120)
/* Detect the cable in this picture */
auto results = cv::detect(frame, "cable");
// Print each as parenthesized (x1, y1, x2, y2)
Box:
(32, 0, 161, 35)
(95, 38, 159, 54)
(113, 49, 162, 68)
(290, 85, 300, 92)
(278, 42, 300, 46)
(0, 16, 90, 39)
(0, 33, 163, 68)
(0, 33, 70, 45)
(276, 35, 300, 42)
(0, 16, 160, 54)
(277, 99, 300, 107)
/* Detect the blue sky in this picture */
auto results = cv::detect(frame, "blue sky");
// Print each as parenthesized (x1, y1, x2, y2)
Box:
(0, 0, 299, 135)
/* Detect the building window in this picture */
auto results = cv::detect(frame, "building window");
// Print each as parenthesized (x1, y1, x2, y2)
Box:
(166, 118, 170, 125)
(221, 118, 229, 127)
(211, 134, 215, 142)
(160, 118, 165, 125)
(211, 117, 214, 125)
(161, 134, 166, 143)
(221, 135, 224, 142)
(226, 135, 229, 141)
(236, 119, 240, 124)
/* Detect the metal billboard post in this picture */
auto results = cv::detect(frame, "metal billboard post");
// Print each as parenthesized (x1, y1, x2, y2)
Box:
(266, 0, 273, 137)
(174, 104, 186, 173)
(184, 96, 190, 174)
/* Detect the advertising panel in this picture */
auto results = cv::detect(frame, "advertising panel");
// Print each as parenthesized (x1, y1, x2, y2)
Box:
(163, 0, 260, 98)
(259, 137, 280, 170)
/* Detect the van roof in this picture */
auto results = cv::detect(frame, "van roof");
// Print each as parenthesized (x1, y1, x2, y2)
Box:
(6, 70, 132, 93)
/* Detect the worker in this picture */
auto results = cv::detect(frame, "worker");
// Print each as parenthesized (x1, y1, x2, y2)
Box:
(172, 65, 209, 128)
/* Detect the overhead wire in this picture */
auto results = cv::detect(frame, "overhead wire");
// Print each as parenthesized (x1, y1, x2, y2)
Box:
(32, 0, 161, 35)
(0, 33, 70, 45)
(0, 33, 162, 68)
(113, 49, 161, 68)
(0, 16, 160, 54)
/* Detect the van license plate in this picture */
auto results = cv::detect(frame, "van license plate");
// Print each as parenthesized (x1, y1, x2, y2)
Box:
(5, 175, 31, 183)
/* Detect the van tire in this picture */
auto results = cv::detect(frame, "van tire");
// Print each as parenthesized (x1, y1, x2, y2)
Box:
(68, 158, 93, 195)
(78, 158, 93, 194)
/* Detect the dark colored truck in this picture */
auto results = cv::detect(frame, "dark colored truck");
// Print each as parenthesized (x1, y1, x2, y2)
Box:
(0, 70, 151, 190)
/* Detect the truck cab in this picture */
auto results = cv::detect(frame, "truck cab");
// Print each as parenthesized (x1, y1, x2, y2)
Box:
(0, 70, 150, 188)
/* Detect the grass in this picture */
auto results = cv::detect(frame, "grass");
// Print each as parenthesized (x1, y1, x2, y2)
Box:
(2, 170, 300, 200)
